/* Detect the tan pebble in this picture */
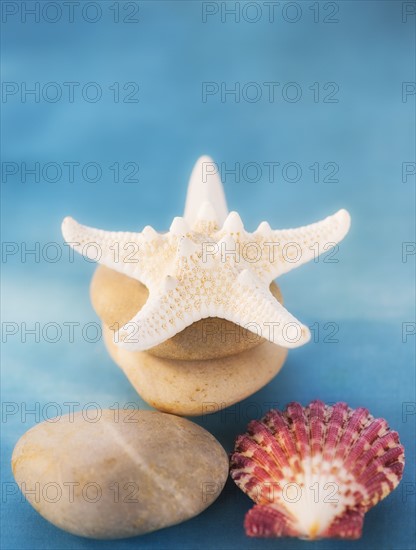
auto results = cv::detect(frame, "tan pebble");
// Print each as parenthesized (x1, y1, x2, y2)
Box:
(12, 410, 228, 539)
(91, 265, 283, 361)
(103, 325, 287, 416)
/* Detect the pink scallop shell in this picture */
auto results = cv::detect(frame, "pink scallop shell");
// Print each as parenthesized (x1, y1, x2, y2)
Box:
(230, 401, 404, 540)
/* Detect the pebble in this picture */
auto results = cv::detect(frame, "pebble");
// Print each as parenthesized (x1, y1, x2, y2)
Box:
(104, 325, 287, 416)
(12, 410, 229, 539)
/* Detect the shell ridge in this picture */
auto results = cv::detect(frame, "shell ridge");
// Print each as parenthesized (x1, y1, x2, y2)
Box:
(262, 410, 300, 476)
(308, 401, 327, 515)
(244, 504, 298, 538)
(248, 421, 292, 475)
(318, 403, 334, 490)
(323, 508, 365, 539)
(322, 402, 349, 464)
(345, 419, 389, 472)
(335, 408, 370, 463)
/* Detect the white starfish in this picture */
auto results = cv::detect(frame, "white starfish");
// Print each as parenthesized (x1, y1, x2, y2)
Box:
(62, 156, 350, 351)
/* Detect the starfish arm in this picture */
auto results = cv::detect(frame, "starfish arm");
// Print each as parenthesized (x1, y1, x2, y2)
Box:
(222, 272, 310, 349)
(62, 216, 152, 282)
(254, 209, 351, 280)
(116, 283, 198, 351)
(184, 155, 228, 228)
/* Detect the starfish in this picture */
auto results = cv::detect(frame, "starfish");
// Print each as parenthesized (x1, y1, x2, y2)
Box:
(62, 156, 350, 351)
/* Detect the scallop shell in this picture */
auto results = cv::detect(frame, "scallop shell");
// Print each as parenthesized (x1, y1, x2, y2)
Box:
(230, 401, 404, 540)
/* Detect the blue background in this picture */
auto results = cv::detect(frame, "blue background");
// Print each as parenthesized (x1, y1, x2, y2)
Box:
(1, 1, 415, 549)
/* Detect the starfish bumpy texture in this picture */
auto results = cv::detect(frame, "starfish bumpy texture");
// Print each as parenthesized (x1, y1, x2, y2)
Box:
(62, 156, 351, 351)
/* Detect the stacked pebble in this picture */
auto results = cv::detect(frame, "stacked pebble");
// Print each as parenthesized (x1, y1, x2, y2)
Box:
(91, 265, 288, 416)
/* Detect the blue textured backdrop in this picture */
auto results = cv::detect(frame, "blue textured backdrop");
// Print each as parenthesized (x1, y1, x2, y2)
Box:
(1, 1, 415, 549)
